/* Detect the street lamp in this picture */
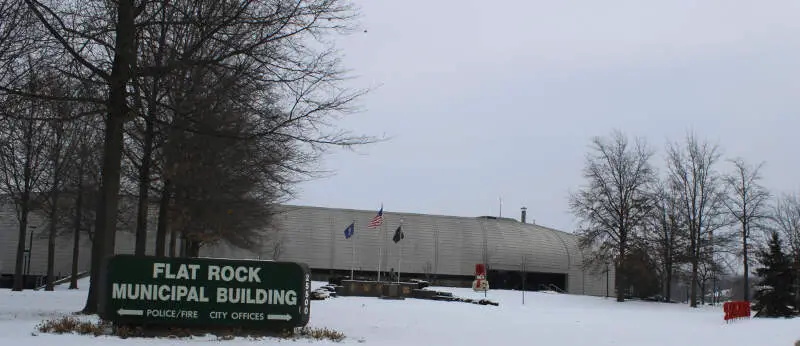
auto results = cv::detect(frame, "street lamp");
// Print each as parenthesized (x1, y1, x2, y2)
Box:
(25, 225, 36, 277)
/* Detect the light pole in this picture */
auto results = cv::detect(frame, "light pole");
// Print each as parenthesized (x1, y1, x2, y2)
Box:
(25, 226, 36, 277)
(522, 255, 526, 305)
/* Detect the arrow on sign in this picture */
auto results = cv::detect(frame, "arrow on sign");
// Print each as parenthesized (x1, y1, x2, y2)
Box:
(267, 314, 292, 321)
(117, 308, 144, 316)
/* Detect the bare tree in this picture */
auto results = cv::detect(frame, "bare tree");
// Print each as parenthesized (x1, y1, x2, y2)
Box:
(154, 176, 170, 257)
(124, 2, 178, 257)
(771, 193, 800, 307)
(269, 226, 287, 261)
(699, 221, 738, 305)
(0, 0, 36, 68)
(60, 114, 103, 290)
(666, 133, 729, 307)
(641, 180, 688, 302)
(0, 0, 135, 312)
(723, 158, 771, 301)
(697, 251, 725, 305)
(43, 87, 76, 291)
(68, 142, 96, 289)
(163, 81, 295, 257)
(773, 194, 800, 260)
(569, 130, 657, 302)
(3, 0, 370, 313)
(0, 78, 52, 291)
(0, 0, 19, 43)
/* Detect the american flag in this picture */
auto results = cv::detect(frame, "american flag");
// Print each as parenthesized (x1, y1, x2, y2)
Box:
(368, 206, 383, 229)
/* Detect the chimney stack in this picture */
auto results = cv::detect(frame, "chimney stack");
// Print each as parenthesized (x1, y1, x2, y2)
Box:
(520, 206, 527, 223)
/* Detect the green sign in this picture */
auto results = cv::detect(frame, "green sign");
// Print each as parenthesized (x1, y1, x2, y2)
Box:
(102, 255, 311, 329)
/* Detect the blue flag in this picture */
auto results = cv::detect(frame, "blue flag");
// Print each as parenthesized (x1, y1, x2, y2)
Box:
(344, 222, 355, 239)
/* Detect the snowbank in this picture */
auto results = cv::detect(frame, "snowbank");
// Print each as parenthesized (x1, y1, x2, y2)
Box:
(1, 280, 798, 345)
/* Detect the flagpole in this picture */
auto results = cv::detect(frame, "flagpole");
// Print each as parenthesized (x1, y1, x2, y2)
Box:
(371, 204, 384, 282)
(378, 203, 391, 282)
(351, 219, 356, 280)
(398, 241, 403, 283)
(398, 219, 404, 283)
(377, 248, 382, 282)
(383, 212, 388, 282)
(378, 212, 382, 282)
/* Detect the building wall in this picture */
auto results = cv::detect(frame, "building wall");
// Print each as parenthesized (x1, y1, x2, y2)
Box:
(0, 199, 160, 278)
(0, 201, 615, 297)
(0, 202, 91, 278)
(202, 205, 614, 296)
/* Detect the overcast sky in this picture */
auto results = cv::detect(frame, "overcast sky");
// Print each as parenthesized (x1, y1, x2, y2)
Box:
(289, 0, 800, 232)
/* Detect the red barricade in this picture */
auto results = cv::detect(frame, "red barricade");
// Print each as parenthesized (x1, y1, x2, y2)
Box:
(723, 301, 751, 322)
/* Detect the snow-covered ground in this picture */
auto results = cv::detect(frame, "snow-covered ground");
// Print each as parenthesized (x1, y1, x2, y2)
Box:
(2, 278, 799, 345)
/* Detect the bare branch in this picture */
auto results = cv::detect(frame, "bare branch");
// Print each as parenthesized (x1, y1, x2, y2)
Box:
(569, 130, 656, 302)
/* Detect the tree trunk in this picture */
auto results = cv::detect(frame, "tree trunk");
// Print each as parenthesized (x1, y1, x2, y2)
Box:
(155, 179, 170, 257)
(690, 260, 699, 307)
(134, 116, 154, 256)
(189, 241, 200, 258)
(12, 198, 31, 291)
(742, 223, 749, 301)
(700, 280, 706, 305)
(169, 229, 177, 257)
(69, 224, 80, 289)
(84, 201, 103, 312)
(85, 114, 126, 315)
(663, 236, 671, 302)
(665, 259, 672, 302)
(13, 120, 36, 292)
(69, 200, 81, 289)
(69, 164, 84, 290)
(791, 256, 800, 310)
(46, 125, 64, 292)
(617, 239, 626, 302)
(690, 230, 699, 307)
(46, 190, 59, 291)
(83, 0, 136, 315)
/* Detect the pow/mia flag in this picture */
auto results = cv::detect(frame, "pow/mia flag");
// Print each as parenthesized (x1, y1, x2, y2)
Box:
(392, 225, 404, 243)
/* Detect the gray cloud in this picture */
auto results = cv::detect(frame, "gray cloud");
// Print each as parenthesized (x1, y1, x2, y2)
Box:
(290, 0, 800, 232)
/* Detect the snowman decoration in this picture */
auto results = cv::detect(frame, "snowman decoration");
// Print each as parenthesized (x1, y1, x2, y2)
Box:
(472, 263, 489, 292)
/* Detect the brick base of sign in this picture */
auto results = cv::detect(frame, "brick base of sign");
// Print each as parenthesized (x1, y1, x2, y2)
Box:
(332, 280, 499, 306)
(335, 280, 420, 298)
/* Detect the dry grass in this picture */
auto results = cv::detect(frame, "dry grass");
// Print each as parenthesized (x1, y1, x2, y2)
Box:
(36, 316, 345, 342)
(36, 316, 108, 336)
(283, 326, 346, 342)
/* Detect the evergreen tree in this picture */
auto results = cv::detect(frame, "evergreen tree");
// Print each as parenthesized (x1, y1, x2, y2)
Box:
(751, 231, 796, 317)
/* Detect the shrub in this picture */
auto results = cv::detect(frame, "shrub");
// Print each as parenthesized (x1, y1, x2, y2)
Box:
(36, 316, 344, 342)
(37, 316, 107, 335)
(284, 327, 345, 342)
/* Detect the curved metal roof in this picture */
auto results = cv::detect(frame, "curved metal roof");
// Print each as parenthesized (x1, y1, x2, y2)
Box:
(251, 205, 584, 276)
(201, 204, 611, 296)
